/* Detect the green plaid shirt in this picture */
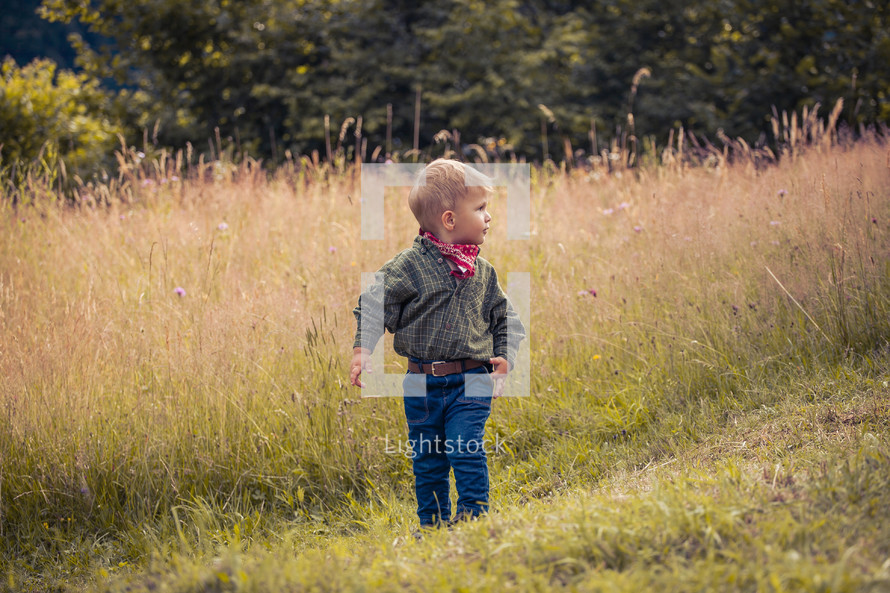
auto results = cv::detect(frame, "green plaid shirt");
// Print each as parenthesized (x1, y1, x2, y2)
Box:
(353, 235, 525, 368)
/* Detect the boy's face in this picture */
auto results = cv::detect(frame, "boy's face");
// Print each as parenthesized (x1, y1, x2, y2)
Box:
(449, 188, 492, 245)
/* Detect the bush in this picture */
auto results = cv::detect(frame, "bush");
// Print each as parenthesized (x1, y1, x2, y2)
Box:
(0, 57, 121, 181)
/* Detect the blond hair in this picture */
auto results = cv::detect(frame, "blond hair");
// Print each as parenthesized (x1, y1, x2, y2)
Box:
(408, 159, 493, 232)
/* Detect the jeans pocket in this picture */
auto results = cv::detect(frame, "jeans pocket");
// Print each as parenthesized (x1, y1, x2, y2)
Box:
(403, 396, 430, 423)
(459, 371, 493, 407)
(403, 372, 430, 423)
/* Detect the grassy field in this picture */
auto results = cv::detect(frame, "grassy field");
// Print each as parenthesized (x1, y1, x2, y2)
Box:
(1, 132, 889, 591)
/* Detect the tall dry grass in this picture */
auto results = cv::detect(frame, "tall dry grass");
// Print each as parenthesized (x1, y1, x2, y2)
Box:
(0, 129, 888, 584)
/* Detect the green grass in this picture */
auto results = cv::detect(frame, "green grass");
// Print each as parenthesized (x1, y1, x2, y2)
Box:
(84, 357, 890, 592)
(1, 135, 889, 591)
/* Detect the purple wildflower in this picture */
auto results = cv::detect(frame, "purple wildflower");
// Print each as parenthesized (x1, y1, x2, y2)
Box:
(174, 287, 186, 297)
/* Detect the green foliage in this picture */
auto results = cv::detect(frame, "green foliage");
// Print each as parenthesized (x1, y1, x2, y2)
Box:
(0, 57, 121, 182)
(39, 0, 357, 157)
(682, 0, 890, 139)
(33, 0, 890, 166)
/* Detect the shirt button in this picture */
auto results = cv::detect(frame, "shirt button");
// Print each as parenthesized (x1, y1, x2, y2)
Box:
(445, 323, 452, 329)
(437, 257, 443, 263)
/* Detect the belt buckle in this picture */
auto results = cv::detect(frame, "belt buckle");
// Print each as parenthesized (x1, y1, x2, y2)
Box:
(430, 361, 449, 377)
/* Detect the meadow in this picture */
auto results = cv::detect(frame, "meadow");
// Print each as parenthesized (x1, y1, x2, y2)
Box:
(1, 126, 889, 591)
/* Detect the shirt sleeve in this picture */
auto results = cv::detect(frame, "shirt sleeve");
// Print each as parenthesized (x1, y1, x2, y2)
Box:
(487, 268, 525, 369)
(353, 255, 418, 351)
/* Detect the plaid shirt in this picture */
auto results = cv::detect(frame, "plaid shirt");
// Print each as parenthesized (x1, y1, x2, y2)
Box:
(353, 235, 525, 368)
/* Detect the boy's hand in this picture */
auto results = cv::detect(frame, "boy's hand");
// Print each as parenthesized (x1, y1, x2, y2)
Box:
(350, 347, 372, 388)
(489, 356, 510, 399)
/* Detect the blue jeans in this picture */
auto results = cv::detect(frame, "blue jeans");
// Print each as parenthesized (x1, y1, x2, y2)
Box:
(403, 364, 493, 526)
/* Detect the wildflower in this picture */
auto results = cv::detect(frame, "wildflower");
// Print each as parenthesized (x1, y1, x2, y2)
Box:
(633, 225, 643, 233)
(577, 288, 598, 297)
(602, 208, 614, 215)
(770, 220, 781, 226)
(872, 217, 878, 224)
(174, 287, 186, 297)
(217, 222, 229, 231)
(778, 189, 788, 196)
(328, 246, 337, 253)
(141, 179, 154, 187)
(136, 151, 145, 160)
(593, 354, 601, 360)
(171, 176, 180, 182)
(617, 202, 630, 211)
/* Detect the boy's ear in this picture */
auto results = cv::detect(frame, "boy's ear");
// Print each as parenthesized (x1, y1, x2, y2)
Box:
(441, 210, 455, 230)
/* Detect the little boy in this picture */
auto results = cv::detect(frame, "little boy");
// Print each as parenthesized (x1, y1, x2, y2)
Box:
(349, 158, 524, 528)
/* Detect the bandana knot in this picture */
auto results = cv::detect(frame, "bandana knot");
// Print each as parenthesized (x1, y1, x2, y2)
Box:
(420, 229, 479, 279)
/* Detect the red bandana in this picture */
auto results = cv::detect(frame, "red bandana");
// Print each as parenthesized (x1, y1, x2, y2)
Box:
(420, 229, 479, 279)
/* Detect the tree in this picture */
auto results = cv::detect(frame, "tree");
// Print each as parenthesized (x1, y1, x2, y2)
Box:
(33, 0, 890, 166)
(40, 0, 333, 155)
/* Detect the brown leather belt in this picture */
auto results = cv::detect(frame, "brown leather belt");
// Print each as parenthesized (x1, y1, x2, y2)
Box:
(408, 359, 489, 377)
